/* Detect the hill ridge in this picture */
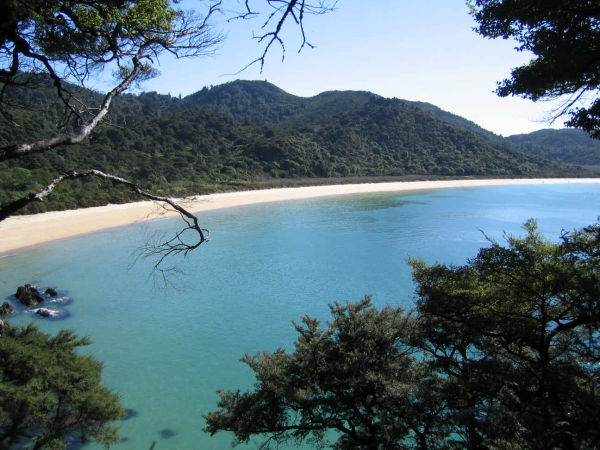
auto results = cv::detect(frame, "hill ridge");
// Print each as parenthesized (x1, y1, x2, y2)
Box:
(0, 78, 594, 214)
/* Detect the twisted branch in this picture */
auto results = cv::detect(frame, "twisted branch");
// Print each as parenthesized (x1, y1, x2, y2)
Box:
(232, 0, 337, 72)
(0, 169, 209, 270)
(0, 55, 144, 162)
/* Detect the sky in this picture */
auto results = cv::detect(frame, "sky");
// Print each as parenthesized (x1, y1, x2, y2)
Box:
(98, 0, 570, 137)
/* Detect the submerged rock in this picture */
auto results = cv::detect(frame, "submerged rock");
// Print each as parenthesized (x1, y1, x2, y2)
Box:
(44, 288, 58, 297)
(159, 429, 176, 439)
(15, 284, 43, 307)
(0, 302, 15, 317)
(121, 409, 139, 421)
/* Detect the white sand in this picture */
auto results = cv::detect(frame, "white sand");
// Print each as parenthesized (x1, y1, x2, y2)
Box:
(1, 178, 599, 255)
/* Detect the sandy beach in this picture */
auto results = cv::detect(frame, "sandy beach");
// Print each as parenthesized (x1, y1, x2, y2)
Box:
(1, 178, 599, 255)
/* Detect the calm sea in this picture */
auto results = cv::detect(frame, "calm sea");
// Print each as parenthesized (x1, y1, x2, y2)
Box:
(1, 183, 599, 449)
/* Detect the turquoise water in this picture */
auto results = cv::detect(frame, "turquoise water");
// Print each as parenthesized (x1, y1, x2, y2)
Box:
(1, 183, 599, 449)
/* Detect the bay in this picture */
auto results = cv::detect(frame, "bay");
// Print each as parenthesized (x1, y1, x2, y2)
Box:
(1, 183, 599, 449)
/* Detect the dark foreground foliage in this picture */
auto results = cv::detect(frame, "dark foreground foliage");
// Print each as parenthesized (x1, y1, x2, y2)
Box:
(0, 324, 124, 449)
(205, 220, 600, 449)
(471, 0, 600, 138)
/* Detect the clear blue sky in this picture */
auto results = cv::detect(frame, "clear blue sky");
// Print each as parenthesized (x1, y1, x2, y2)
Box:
(104, 0, 569, 137)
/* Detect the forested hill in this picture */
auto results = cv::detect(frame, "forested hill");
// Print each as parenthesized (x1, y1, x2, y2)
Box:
(408, 100, 507, 147)
(507, 129, 600, 166)
(179, 80, 377, 125)
(0, 78, 592, 214)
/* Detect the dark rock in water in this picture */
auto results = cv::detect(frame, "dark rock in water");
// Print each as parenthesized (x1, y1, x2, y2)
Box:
(31, 307, 65, 319)
(0, 302, 15, 317)
(15, 284, 44, 307)
(36, 308, 53, 318)
(44, 288, 58, 297)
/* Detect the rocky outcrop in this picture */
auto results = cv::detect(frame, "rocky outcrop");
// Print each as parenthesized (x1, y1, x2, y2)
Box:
(0, 302, 15, 317)
(15, 284, 44, 307)
(12, 284, 70, 319)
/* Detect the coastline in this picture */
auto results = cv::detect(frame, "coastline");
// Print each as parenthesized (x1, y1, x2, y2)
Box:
(1, 177, 599, 255)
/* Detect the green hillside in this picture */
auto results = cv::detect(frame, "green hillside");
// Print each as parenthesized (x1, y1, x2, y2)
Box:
(0, 79, 589, 215)
(507, 129, 600, 166)
(409, 100, 507, 147)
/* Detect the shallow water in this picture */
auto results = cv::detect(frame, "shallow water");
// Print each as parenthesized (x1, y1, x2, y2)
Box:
(1, 184, 599, 449)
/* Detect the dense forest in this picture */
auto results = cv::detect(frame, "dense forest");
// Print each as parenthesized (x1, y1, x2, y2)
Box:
(507, 128, 600, 167)
(0, 79, 595, 214)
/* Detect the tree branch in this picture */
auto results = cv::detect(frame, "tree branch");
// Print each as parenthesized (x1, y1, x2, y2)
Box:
(232, 0, 337, 73)
(0, 56, 144, 162)
(0, 169, 209, 270)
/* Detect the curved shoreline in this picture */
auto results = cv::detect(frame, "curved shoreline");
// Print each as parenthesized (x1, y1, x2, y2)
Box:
(1, 178, 599, 255)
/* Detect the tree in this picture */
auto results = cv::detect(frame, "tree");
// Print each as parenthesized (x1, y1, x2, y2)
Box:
(204, 297, 452, 449)
(0, 0, 222, 268)
(412, 220, 600, 448)
(0, 0, 335, 270)
(205, 221, 600, 449)
(0, 323, 124, 449)
(469, 0, 600, 137)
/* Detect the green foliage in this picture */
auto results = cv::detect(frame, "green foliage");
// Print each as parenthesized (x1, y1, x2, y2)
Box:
(1, 0, 182, 85)
(204, 297, 451, 449)
(412, 219, 600, 448)
(507, 128, 600, 166)
(180, 80, 377, 125)
(205, 221, 600, 449)
(470, 0, 600, 137)
(410, 100, 507, 147)
(1, 80, 587, 215)
(0, 324, 124, 449)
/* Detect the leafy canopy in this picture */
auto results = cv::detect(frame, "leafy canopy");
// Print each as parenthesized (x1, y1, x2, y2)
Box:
(205, 221, 600, 449)
(470, 0, 600, 137)
(0, 323, 124, 449)
(412, 219, 600, 449)
(0, 0, 212, 88)
(204, 297, 452, 449)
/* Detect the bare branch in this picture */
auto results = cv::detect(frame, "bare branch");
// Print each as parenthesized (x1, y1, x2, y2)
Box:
(232, 0, 337, 73)
(545, 88, 589, 124)
(0, 1, 224, 135)
(0, 1, 228, 276)
(0, 56, 145, 162)
(228, 0, 260, 21)
(0, 169, 209, 270)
